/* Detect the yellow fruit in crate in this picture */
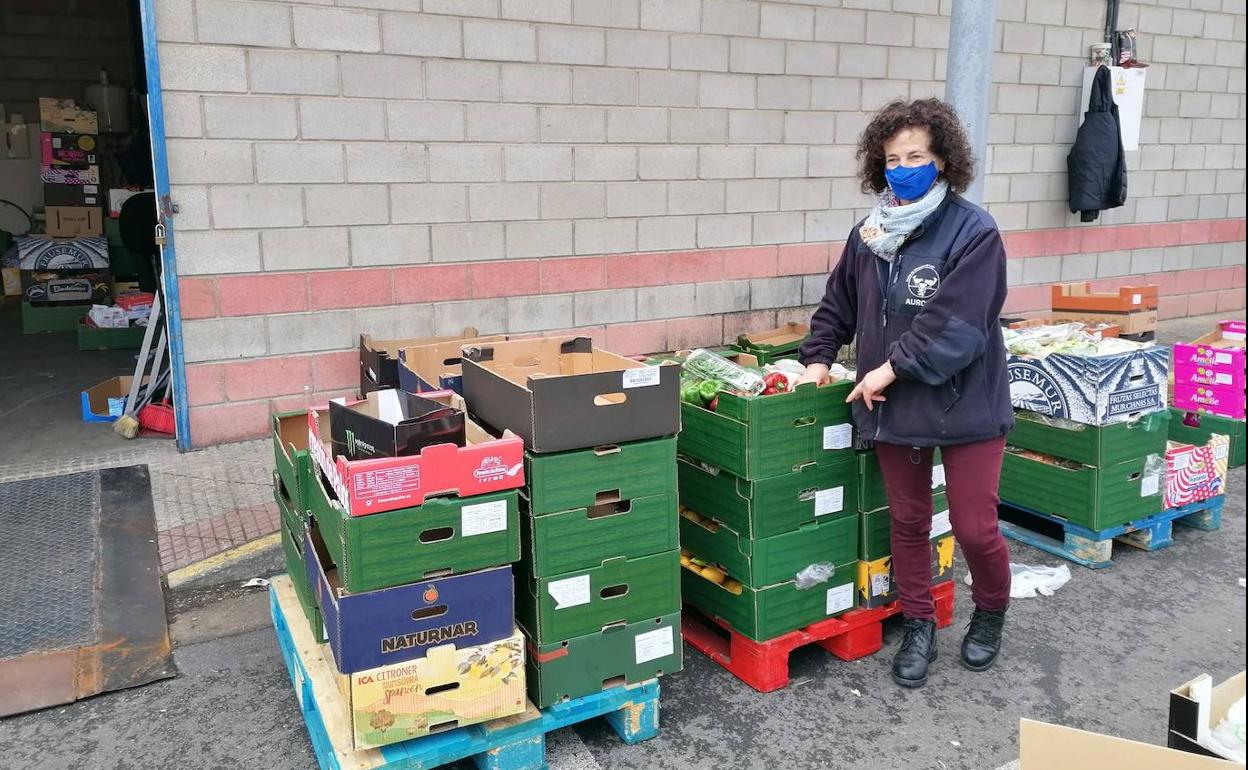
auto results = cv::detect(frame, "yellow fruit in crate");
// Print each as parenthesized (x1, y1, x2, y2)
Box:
(680, 553, 692, 568)
(699, 565, 726, 584)
(722, 579, 743, 595)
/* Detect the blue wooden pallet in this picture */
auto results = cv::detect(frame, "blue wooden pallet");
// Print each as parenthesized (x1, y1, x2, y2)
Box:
(998, 496, 1225, 569)
(269, 576, 659, 770)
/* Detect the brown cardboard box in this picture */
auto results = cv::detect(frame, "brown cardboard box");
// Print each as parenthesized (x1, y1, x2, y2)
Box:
(46, 207, 104, 237)
(38, 98, 99, 134)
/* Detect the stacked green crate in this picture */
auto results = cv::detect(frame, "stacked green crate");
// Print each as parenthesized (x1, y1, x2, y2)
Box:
(854, 450, 954, 609)
(1167, 407, 1246, 469)
(518, 436, 683, 708)
(1002, 409, 1169, 529)
(272, 411, 326, 642)
(677, 381, 861, 642)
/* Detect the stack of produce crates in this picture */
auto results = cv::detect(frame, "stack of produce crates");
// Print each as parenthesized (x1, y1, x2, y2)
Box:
(675, 349, 861, 642)
(275, 386, 530, 752)
(854, 449, 955, 609)
(1001, 323, 1172, 533)
(1169, 319, 1246, 469)
(458, 336, 685, 709)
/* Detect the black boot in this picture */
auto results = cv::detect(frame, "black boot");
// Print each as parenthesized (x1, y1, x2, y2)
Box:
(892, 618, 938, 688)
(961, 607, 1006, 672)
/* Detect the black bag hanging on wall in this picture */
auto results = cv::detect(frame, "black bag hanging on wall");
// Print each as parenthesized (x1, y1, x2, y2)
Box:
(1067, 65, 1128, 223)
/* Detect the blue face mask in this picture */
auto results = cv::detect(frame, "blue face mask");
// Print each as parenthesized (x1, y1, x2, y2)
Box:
(884, 161, 939, 201)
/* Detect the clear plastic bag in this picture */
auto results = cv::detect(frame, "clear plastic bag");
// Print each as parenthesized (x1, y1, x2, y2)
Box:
(683, 349, 766, 395)
(965, 563, 1071, 598)
(1141, 453, 1164, 498)
(794, 562, 836, 590)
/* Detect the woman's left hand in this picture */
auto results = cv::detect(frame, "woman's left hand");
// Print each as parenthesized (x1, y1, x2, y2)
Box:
(846, 361, 896, 411)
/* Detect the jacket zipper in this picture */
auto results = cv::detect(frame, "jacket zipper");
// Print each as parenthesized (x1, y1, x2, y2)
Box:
(875, 258, 900, 441)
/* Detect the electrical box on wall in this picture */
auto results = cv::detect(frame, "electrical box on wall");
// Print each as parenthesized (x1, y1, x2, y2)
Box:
(1080, 66, 1147, 151)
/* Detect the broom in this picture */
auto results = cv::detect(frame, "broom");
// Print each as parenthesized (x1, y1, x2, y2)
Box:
(116, 325, 168, 439)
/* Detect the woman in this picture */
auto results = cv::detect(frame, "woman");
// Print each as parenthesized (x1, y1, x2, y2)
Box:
(797, 99, 1014, 689)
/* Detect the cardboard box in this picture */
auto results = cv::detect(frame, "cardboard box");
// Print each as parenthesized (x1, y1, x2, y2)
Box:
(359, 329, 480, 395)
(307, 465, 520, 594)
(1174, 382, 1247, 421)
(39, 98, 98, 134)
(679, 507, 857, 588)
(22, 270, 110, 305)
(1051, 309, 1157, 336)
(274, 470, 307, 541)
(521, 491, 677, 577)
(999, 449, 1163, 531)
(1168, 671, 1247, 762)
(1050, 282, 1159, 313)
(307, 523, 516, 674)
(46, 206, 103, 237)
(278, 504, 326, 645)
(855, 534, 955, 609)
(1168, 408, 1246, 469)
(80, 375, 142, 422)
(1008, 409, 1169, 468)
(515, 550, 681, 645)
(1163, 437, 1230, 510)
(310, 392, 524, 517)
(859, 493, 950, 562)
(41, 164, 99, 186)
(332, 629, 526, 751)
(274, 409, 326, 515)
(44, 182, 100, 207)
(462, 337, 682, 454)
(526, 613, 682, 709)
(40, 132, 98, 168)
(524, 435, 676, 516)
(2, 267, 19, 297)
(328, 389, 465, 462)
(681, 558, 857, 642)
(108, 188, 153, 218)
(678, 454, 858, 541)
(733, 321, 810, 364)
(1020, 719, 1237, 769)
(1008, 316, 1121, 339)
(397, 334, 507, 395)
(16, 235, 109, 270)
(1007, 344, 1169, 426)
(1173, 321, 1246, 384)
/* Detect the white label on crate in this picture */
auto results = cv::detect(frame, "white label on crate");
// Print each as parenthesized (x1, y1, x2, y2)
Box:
(634, 626, 675, 664)
(1173, 451, 1192, 470)
(871, 572, 891, 598)
(826, 583, 854, 614)
(1215, 352, 1233, 365)
(1215, 372, 1233, 385)
(623, 366, 662, 389)
(823, 423, 853, 450)
(84, 185, 98, 193)
(931, 464, 946, 489)
(814, 487, 844, 516)
(1141, 473, 1160, 498)
(461, 500, 508, 537)
(1215, 444, 1229, 460)
(931, 510, 952, 538)
(1131, 293, 1142, 305)
(548, 575, 591, 609)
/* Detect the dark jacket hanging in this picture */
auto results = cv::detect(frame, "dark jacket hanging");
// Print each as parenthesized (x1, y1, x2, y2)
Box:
(1067, 65, 1127, 222)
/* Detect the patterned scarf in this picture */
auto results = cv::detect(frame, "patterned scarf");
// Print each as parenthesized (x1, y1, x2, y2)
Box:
(858, 179, 949, 261)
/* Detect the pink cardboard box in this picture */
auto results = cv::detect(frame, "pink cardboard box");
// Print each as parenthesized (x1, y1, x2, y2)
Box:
(1172, 320, 1246, 382)
(1173, 382, 1247, 421)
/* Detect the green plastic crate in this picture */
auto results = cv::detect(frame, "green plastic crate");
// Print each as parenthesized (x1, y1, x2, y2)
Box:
(679, 509, 857, 588)
(520, 491, 678, 577)
(524, 436, 676, 516)
(280, 515, 326, 643)
(858, 491, 949, 562)
(681, 559, 857, 642)
(515, 550, 681, 645)
(999, 450, 1162, 531)
(858, 448, 946, 513)
(678, 454, 857, 540)
(525, 612, 683, 708)
(77, 321, 146, 350)
(1008, 409, 1169, 467)
(21, 302, 84, 334)
(1167, 407, 1246, 468)
(678, 380, 855, 480)
(307, 468, 520, 594)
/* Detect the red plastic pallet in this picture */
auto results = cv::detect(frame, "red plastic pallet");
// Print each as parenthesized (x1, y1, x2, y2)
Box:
(681, 580, 956, 693)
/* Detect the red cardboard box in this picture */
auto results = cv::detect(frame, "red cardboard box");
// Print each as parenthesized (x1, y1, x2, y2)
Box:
(309, 391, 524, 517)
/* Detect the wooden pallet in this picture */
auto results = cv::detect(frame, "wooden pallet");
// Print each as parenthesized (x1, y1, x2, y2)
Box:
(681, 580, 956, 693)
(998, 496, 1224, 570)
(268, 576, 659, 770)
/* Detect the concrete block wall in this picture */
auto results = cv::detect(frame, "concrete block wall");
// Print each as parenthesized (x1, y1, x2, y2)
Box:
(154, 0, 1247, 446)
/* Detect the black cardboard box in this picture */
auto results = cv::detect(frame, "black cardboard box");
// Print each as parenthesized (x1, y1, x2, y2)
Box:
(460, 336, 681, 454)
(1167, 671, 1246, 762)
(45, 183, 101, 207)
(328, 389, 466, 462)
(359, 327, 479, 396)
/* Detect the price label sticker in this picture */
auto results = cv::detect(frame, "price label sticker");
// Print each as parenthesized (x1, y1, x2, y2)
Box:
(1141, 474, 1160, 498)
(462, 499, 508, 537)
(1215, 373, 1233, 385)
(826, 583, 854, 614)
(634, 626, 675, 664)
(1131, 293, 1142, 305)
(1173, 452, 1191, 471)
(1215, 352, 1233, 365)
(548, 575, 591, 609)
(870, 572, 891, 598)
(623, 367, 662, 389)
(814, 487, 844, 516)
(1215, 444, 1229, 460)
(823, 423, 853, 450)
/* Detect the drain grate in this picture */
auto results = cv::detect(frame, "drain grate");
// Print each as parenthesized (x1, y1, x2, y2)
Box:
(0, 471, 100, 658)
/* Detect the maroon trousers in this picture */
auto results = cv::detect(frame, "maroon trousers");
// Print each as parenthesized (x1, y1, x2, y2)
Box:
(875, 437, 1011, 620)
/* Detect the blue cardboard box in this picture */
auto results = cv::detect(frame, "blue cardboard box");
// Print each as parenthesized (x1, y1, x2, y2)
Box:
(306, 523, 515, 674)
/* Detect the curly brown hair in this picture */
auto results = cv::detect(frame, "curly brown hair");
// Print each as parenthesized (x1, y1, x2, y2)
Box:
(856, 99, 975, 196)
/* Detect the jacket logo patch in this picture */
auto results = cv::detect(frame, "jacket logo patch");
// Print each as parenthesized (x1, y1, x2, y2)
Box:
(904, 264, 941, 308)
